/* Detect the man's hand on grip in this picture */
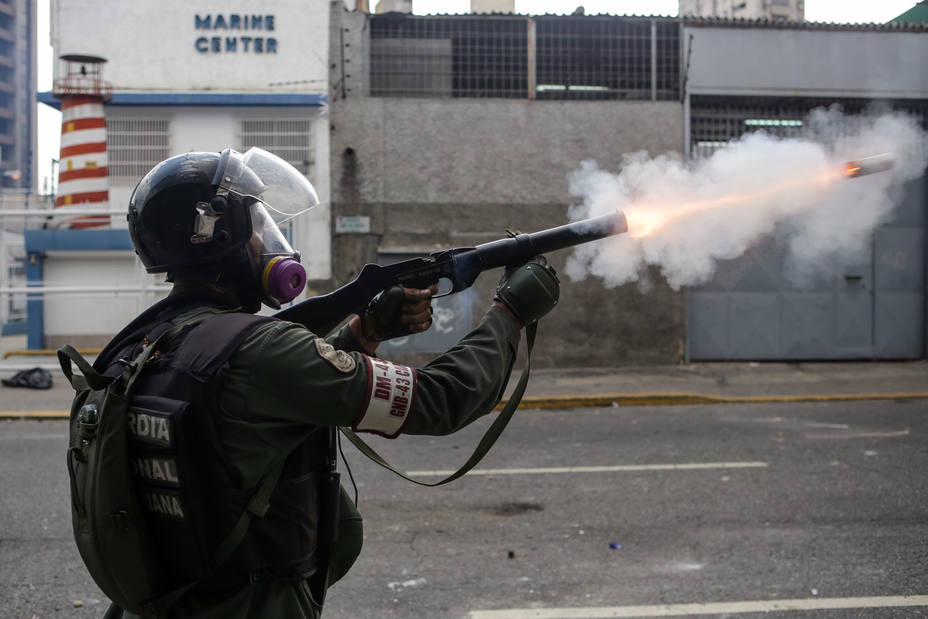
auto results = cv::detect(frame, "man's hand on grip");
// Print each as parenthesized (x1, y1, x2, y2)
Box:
(351, 284, 438, 354)
(494, 258, 560, 326)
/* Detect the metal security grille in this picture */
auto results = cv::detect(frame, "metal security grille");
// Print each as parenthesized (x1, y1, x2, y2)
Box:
(239, 119, 313, 174)
(535, 17, 679, 101)
(107, 117, 172, 182)
(690, 95, 928, 159)
(654, 20, 681, 100)
(369, 15, 680, 100)
(371, 16, 528, 98)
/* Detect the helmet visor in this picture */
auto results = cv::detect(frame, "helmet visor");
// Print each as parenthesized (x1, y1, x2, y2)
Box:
(249, 202, 298, 261)
(219, 147, 320, 223)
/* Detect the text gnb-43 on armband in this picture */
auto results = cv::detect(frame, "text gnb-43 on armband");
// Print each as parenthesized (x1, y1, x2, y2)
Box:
(354, 357, 417, 438)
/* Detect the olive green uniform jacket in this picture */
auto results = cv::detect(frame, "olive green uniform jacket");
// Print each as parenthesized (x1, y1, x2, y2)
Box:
(104, 301, 521, 619)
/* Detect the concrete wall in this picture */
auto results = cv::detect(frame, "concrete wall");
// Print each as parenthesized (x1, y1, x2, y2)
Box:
(327, 96, 687, 366)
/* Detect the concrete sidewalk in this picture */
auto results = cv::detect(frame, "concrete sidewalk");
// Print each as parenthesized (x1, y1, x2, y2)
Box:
(2, 357, 927, 418)
(504, 360, 928, 408)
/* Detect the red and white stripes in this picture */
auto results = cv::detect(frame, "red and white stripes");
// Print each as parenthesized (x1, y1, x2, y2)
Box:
(56, 95, 109, 228)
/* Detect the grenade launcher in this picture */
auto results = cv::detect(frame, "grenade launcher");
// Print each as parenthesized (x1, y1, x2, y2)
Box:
(274, 211, 628, 336)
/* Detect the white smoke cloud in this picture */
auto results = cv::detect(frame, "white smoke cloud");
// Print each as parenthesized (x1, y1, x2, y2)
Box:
(566, 109, 928, 291)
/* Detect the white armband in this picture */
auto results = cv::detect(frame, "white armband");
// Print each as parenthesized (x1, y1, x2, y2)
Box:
(353, 357, 417, 438)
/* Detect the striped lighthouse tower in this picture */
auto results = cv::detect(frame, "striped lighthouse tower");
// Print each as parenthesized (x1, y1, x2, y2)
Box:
(52, 55, 112, 228)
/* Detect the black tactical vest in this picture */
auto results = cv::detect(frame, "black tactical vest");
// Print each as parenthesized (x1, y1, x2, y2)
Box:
(103, 310, 330, 604)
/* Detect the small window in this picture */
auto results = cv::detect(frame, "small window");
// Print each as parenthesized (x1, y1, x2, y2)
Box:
(239, 119, 313, 175)
(107, 116, 172, 183)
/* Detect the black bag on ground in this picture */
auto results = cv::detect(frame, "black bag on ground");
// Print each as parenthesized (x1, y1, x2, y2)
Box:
(2, 366, 53, 389)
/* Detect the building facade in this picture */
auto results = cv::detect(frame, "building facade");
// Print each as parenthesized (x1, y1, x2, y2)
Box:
(330, 10, 689, 366)
(679, 0, 804, 21)
(32, 3, 928, 363)
(683, 20, 928, 360)
(0, 0, 36, 190)
(34, 0, 331, 348)
(329, 8, 928, 365)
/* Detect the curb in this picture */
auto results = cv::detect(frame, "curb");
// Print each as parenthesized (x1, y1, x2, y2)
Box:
(0, 410, 67, 419)
(495, 391, 928, 409)
(2, 348, 100, 359)
(4, 391, 928, 419)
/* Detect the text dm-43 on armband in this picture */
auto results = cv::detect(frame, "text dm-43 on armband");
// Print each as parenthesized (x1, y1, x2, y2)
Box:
(355, 358, 417, 438)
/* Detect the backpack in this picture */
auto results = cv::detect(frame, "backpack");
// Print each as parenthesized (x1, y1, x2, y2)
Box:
(59, 313, 282, 618)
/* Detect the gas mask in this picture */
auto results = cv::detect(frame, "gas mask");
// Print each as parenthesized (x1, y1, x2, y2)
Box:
(247, 203, 307, 305)
(206, 148, 319, 308)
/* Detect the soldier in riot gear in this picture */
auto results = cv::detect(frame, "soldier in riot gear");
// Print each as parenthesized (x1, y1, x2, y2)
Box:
(89, 147, 559, 618)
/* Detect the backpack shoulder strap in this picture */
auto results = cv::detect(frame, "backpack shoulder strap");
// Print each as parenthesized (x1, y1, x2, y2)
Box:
(138, 313, 283, 615)
(173, 313, 277, 381)
(58, 345, 110, 392)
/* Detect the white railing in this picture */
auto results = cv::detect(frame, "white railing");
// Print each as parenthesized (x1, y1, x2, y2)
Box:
(0, 203, 166, 342)
(0, 208, 128, 216)
(0, 285, 171, 294)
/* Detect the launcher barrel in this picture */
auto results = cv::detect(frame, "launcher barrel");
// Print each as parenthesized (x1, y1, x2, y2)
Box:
(468, 211, 628, 270)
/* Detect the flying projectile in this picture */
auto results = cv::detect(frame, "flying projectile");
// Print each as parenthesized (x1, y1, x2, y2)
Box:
(844, 153, 894, 179)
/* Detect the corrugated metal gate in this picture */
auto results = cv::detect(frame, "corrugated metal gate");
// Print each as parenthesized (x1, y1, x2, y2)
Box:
(687, 97, 927, 360)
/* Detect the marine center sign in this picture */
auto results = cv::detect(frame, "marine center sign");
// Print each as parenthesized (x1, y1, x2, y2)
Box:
(53, 0, 328, 93)
(194, 14, 279, 54)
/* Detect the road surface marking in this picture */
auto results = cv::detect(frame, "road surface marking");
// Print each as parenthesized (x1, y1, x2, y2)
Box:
(804, 429, 910, 440)
(407, 462, 768, 477)
(469, 595, 928, 618)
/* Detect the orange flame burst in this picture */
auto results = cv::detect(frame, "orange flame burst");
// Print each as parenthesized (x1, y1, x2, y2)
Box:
(625, 164, 848, 239)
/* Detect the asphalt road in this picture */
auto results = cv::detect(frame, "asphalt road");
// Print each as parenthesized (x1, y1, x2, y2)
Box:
(2, 400, 927, 619)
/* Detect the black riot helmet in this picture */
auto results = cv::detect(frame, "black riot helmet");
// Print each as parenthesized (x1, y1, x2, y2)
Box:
(128, 148, 319, 310)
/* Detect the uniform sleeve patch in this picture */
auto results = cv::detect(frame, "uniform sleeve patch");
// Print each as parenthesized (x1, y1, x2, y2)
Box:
(353, 356, 417, 438)
(314, 338, 357, 373)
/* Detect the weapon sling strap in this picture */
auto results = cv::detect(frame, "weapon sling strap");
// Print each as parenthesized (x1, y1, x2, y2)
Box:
(340, 321, 537, 487)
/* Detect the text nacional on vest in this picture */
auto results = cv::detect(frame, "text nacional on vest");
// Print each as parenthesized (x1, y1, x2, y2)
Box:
(194, 14, 278, 54)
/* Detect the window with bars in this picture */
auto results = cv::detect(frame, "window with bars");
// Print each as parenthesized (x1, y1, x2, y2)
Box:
(239, 119, 313, 175)
(369, 14, 679, 101)
(689, 95, 928, 160)
(371, 16, 528, 98)
(107, 117, 172, 182)
(536, 17, 655, 101)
